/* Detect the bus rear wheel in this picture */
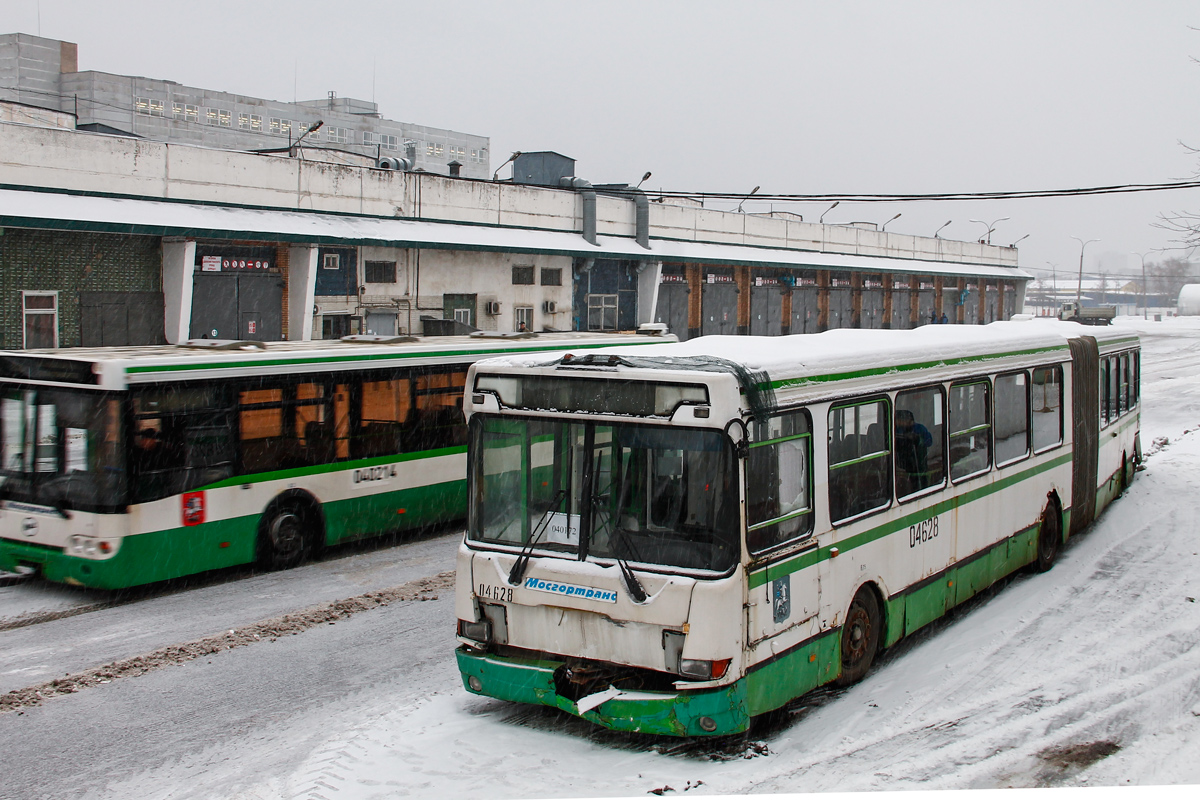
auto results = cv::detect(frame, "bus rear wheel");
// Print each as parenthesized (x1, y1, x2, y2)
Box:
(260, 502, 313, 570)
(836, 587, 881, 686)
(1034, 499, 1061, 573)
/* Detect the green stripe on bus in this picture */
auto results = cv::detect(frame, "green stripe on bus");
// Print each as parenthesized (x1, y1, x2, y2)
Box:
(761, 344, 1069, 392)
(747, 450, 1074, 589)
(196, 445, 466, 490)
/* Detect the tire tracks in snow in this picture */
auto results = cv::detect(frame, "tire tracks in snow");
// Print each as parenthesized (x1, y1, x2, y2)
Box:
(0, 571, 453, 714)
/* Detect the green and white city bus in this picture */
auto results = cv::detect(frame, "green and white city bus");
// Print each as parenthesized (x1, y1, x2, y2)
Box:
(0, 330, 672, 590)
(454, 320, 1140, 736)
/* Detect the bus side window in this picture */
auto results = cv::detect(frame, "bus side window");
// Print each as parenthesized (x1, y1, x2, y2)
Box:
(894, 385, 945, 500)
(239, 386, 285, 473)
(1107, 356, 1119, 422)
(1031, 365, 1063, 452)
(409, 369, 467, 451)
(948, 381, 991, 482)
(357, 374, 411, 458)
(747, 410, 813, 554)
(994, 371, 1030, 467)
(828, 399, 891, 524)
(1113, 352, 1123, 412)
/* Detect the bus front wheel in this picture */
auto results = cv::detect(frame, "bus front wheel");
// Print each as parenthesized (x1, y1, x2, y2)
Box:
(1034, 498, 1061, 573)
(260, 502, 313, 570)
(836, 587, 881, 686)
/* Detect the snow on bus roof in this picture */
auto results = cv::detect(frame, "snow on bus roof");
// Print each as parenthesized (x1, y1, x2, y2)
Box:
(484, 319, 1139, 386)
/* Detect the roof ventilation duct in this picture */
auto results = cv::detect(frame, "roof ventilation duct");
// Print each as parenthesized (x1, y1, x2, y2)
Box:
(377, 156, 412, 171)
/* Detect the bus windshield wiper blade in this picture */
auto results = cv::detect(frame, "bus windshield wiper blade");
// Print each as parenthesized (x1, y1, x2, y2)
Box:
(507, 489, 566, 586)
(611, 527, 648, 603)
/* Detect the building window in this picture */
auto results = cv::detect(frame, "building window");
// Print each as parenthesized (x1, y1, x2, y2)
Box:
(379, 134, 398, 150)
(514, 306, 534, 332)
(269, 117, 292, 135)
(172, 101, 184, 118)
(323, 253, 341, 270)
(363, 131, 376, 146)
(322, 315, 351, 340)
(365, 261, 397, 284)
(207, 108, 231, 127)
(587, 294, 618, 331)
(185, 104, 199, 122)
(512, 266, 535, 285)
(134, 97, 164, 117)
(327, 127, 352, 144)
(540, 267, 562, 286)
(238, 113, 262, 131)
(426, 142, 435, 156)
(454, 307, 472, 326)
(238, 113, 251, 130)
(22, 292, 58, 349)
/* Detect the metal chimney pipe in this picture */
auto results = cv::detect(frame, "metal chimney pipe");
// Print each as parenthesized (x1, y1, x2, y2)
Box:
(559, 176, 596, 245)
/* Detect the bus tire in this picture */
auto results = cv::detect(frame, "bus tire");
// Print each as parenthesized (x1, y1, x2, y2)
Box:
(259, 501, 314, 570)
(1034, 497, 1061, 573)
(836, 586, 881, 686)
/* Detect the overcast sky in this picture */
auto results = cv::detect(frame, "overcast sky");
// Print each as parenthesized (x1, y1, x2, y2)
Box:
(5, 0, 1200, 282)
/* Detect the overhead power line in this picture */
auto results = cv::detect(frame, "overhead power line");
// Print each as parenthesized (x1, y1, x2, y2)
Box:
(650, 180, 1200, 203)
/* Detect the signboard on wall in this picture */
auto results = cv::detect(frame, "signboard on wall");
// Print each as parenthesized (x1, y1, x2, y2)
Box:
(194, 245, 277, 273)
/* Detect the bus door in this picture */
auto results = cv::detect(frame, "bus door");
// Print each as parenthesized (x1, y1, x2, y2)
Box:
(744, 410, 820, 652)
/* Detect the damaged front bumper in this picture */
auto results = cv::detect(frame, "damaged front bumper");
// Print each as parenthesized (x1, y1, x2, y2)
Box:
(455, 647, 749, 737)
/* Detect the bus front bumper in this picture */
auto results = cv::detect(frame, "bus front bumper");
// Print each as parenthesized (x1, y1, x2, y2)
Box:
(455, 647, 749, 737)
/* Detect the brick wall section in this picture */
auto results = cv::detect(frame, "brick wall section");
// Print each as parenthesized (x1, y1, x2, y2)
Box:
(0, 228, 161, 349)
(276, 244, 290, 340)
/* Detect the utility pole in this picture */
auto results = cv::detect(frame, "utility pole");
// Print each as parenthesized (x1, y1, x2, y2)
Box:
(1071, 236, 1099, 306)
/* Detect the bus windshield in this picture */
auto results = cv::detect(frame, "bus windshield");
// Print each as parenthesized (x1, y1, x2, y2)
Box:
(0, 385, 126, 513)
(469, 416, 738, 574)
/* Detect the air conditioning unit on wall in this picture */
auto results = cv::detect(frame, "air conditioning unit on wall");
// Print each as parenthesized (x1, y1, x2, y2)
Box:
(543, 300, 557, 314)
(485, 301, 501, 316)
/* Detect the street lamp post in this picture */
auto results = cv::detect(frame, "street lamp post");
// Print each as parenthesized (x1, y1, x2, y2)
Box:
(819, 201, 840, 224)
(736, 186, 761, 213)
(968, 216, 1010, 245)
(1131, 251, 1150, 320)
(1045, 261, 1058, 316)
(1071, 236, 1099, 306)
(934, 220, 952, 239)
(881, 212, 901, 231)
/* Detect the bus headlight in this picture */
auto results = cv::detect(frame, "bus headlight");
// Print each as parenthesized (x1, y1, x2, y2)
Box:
(458, 619, 492, 643)
(679, 658, 732, 681)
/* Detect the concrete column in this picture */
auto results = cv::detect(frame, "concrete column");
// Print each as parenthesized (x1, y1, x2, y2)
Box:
(910, 280, 919, 328)
(637, 260, 663, 326)
(161, 238, 196, 344)
(288, 245, 319, 341)
(934, 276, 944, 321)
(686, 264, 702, 340)
(957, 277, 967, 324)
(978, 279, 988, 324)
(781, 288, 793, 336)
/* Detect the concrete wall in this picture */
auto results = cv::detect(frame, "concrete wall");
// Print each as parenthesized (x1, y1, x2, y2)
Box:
(0, 122, 1019, 269)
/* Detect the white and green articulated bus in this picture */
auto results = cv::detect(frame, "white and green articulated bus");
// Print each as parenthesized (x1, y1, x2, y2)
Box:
(454, 319, 1141, 737)
(0, 330, 673, 590)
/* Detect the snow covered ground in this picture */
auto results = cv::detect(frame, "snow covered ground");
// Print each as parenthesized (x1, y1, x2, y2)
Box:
(224, 317, 1200, 798)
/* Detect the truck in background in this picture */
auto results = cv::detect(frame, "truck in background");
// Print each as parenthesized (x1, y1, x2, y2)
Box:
(1059, 302, 1116, 325)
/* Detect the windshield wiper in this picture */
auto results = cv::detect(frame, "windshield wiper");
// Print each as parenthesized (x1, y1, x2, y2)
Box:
(507, 488, 567, 586)
(611, 526, 648, 603)
(593, 466, 648, 603)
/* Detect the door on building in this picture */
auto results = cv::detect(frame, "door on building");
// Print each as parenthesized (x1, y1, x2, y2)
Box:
(443, 294, 477, 329)
(892, 288, 912, 330)
(861, 289, 885, 329)
(790, 287, 819, 335)
(322, 314, 352, 339)
(654, 279, 690, 341)
(190, 272, 283, 341)
(364, 310, 398, 336)
(750, 282, 784, 336)
(701, 278, 738, 336)
(80, 291, 167, 346)
(829, 284, 853, 330)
